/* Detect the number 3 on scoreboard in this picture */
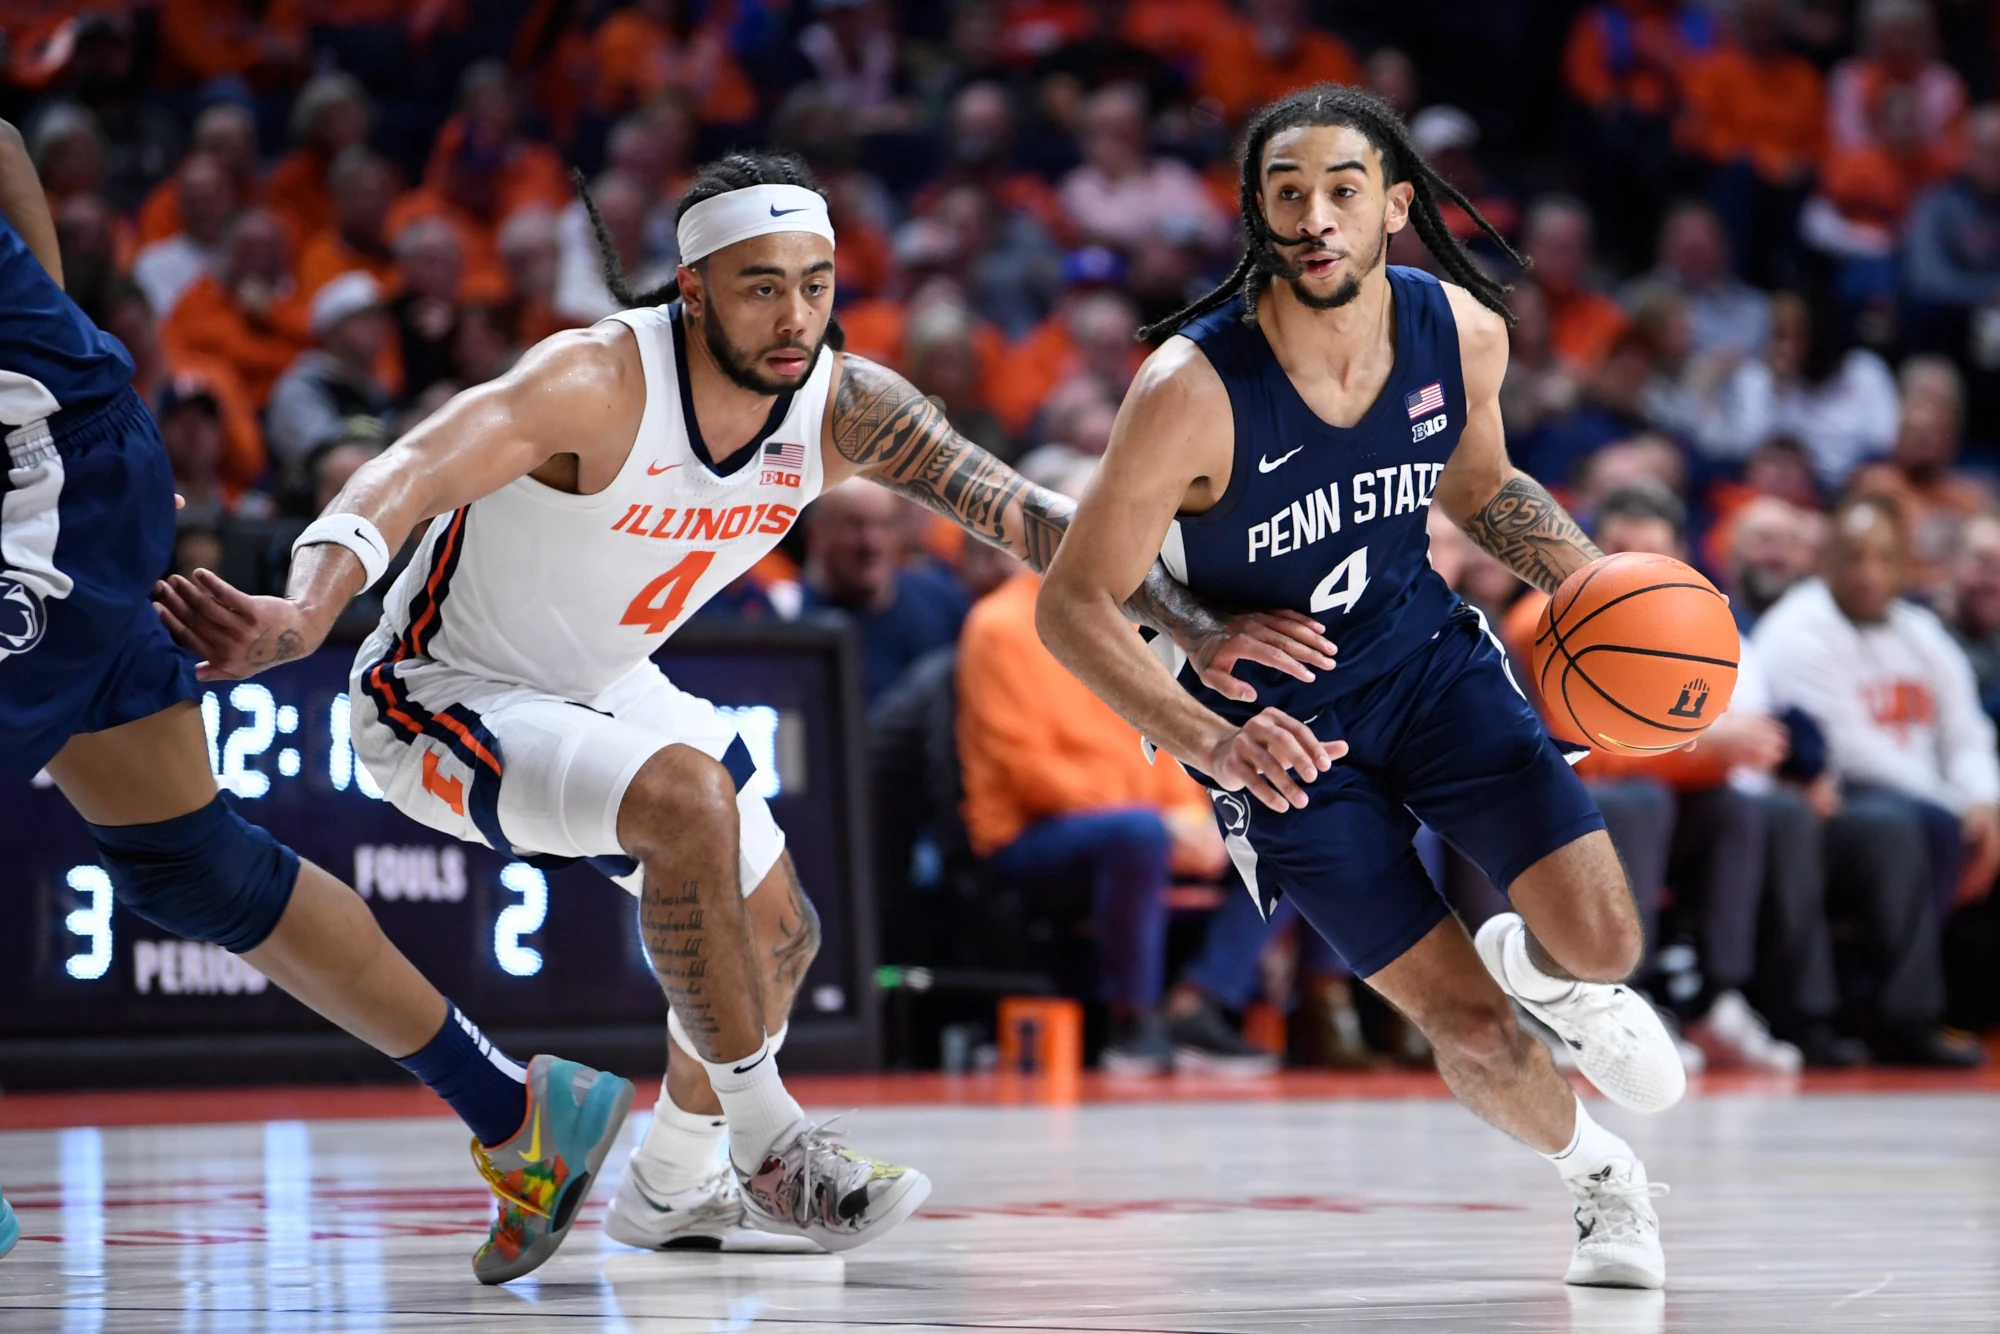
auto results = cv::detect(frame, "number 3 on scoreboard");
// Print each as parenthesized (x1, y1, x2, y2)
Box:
(621, 551, 717, 634)
(1309, 546, 1369, 616)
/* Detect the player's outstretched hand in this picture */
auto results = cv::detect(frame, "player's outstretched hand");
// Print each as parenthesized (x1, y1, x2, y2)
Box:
(1186, 609, 1337, 702)
(154, 569, 315, 681)
(1206, 707, 1345, 812)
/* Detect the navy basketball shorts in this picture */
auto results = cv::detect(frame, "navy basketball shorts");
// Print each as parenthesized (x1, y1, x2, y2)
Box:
(1200, 605, 1605, 978)
(0, 386, 197, 776)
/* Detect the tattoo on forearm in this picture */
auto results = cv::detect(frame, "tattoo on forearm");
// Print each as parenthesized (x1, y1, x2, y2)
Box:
(832, 354, 1239, 649)
(1460, 474, 1603, 595)
(641, 876, 723, 1055)
(770, 857, 820, 995)
(832, 355, 1025, 543)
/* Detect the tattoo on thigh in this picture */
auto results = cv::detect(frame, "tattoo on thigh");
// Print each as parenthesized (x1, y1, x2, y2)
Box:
(641, 877, 723, 1054)
(770, 858, 821, 994)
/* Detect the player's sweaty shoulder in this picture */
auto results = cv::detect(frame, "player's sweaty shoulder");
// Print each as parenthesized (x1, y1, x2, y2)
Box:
(1438, 282, 1509, 406)
(1117, 335, 1233, 462)
(501, 320, 647, 466)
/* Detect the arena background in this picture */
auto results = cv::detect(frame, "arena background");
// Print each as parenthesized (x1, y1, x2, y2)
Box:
(6, 0, 2000, 1089)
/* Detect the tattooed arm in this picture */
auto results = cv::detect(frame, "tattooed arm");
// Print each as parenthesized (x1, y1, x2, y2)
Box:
(1432, 288, 1603, 594)
(826, 352, 1335, 698)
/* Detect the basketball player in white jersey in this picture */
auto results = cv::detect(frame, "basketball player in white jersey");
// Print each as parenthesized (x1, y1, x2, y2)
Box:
(158, 153, 1337, 1261)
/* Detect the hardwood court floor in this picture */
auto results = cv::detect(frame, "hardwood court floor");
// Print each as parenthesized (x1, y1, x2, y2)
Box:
(2, 1071, 1996, 1332)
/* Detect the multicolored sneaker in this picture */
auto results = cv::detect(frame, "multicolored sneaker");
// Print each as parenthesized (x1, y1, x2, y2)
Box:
(0, 1192, 17, 1259)
(470, 1054, 635, 1285)
(736, 1115, 930, 1253)
(605, 1161, 823, 1253)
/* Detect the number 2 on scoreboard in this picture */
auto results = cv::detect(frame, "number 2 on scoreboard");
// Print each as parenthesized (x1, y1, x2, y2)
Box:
(621, 551, 716, 634)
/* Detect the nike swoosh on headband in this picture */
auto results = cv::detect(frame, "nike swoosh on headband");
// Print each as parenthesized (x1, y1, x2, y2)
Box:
(769, 205, 808, 217)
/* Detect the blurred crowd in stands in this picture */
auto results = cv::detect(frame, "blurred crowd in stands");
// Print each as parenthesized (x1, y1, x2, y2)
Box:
(17, 0, 2000, 1074)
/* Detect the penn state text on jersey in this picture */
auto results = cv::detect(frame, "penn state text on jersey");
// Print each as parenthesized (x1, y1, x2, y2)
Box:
(1162, 266, 1466, 727)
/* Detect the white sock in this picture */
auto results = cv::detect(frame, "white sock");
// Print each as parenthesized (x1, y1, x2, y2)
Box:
(698, 1036, 805, 1176)
(1503, 920, 1580, 1005)
(630, 1080, 728, 1198)
(1542, 1096, 1636, 1180)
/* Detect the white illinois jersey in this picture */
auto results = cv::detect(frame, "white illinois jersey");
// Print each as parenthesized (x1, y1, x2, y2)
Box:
(356, 302, 831, 708)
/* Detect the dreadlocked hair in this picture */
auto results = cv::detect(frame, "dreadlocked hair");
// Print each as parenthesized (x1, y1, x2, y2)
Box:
(571, 151, 843, 346)
(1137, 84, 1525, 341)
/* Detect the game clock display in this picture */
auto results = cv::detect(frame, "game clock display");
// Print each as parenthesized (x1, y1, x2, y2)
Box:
(0, 622, 876, 1068)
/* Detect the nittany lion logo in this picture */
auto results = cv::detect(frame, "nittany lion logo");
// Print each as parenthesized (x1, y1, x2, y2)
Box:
(1668, 678, 1711, 721)
(0, 574, 47, 655)
(1211, 789, 1251, 839)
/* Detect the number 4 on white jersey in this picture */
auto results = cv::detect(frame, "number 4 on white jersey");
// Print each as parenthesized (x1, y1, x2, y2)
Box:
(1309, 545, 1369, 616)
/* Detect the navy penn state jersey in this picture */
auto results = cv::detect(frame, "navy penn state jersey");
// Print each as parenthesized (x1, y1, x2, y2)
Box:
(0, 209, 135, 422)
(1162, 266, 1465, 725)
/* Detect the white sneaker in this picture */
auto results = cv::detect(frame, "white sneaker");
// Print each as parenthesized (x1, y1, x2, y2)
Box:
(738, 1115, 931, 1253)
(1475, 913, 1687, 1114)
(606, 1161, 823, 1253)
(1564, 1158, 1668, 1289)
(1685, 990, 1803, 1073)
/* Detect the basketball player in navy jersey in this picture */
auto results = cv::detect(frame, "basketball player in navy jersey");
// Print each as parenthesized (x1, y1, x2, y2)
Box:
(1039, 86, 1685, 1289)
(0, 120, 633, 1281)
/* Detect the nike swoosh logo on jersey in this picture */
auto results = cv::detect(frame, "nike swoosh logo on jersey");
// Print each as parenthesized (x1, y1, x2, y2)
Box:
(647, 462, 682, 475)
(769, 205, 808, 216)
(1258, 447, 1304, 473)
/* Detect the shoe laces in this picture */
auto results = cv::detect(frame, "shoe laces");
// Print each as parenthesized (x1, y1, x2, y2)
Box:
(470, 1137, 551, 1220)
(782, 1112, 871, 1217)
(1574, 1168, 1669, 1242)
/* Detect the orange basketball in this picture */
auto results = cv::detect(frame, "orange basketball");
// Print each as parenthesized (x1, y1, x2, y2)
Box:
(1530, 552, 1740, 755)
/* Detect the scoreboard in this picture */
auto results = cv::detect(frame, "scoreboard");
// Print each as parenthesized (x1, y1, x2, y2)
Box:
(0, 621, 879, 1087)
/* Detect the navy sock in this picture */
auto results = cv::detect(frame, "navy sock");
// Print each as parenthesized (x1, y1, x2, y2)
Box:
(396, 1004, 529, 1147)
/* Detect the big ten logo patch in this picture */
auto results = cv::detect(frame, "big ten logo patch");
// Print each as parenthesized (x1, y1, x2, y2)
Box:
(1411, 412, 1448, 442)
(760, 469, 802, 488)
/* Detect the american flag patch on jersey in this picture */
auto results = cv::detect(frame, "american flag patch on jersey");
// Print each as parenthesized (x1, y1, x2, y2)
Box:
(764, 439, 806, 470)
(1404, 382, 1445, 419)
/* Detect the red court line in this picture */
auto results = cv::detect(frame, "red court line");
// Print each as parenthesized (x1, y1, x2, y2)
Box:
(2, 1066, 1997, 1132)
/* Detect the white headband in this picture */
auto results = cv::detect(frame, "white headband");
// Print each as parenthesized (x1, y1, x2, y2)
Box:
(676, 184, 836, 265)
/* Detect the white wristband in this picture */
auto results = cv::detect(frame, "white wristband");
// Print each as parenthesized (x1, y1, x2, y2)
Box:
(292, 513, 392, 592)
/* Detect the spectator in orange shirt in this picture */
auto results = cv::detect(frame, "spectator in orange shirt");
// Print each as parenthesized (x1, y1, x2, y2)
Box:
(131, 153, 235, 320)
(958, 558, 1255, 1074)
(156, 0, 306, 89)
(990, 246, 1145, 438)
(1523, 195, 1631, 373)
(1828, 0, 1966, 184)
(1804, 85, 1934, 324)
(837, 217, 1011, 394)
(591, 0, 758, 128)
(265, 71, 372, 245)
(136, 101, 261, 248)
(160, 208, 310, 410)
(1195, 0, 1362, 126)
(101, 278, 266, 494)
(1679, 0, 1822, 285)
(1562, 0, 1716, 267)
(421, 61, 571, 218)
(295, 147, 400, 300)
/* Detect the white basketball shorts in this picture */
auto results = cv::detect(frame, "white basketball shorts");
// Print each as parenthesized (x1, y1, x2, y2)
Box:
(349, 654, 782, 898)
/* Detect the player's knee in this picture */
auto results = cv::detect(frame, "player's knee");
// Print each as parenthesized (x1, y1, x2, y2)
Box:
(1422, 996, 1528, 1077)
(620, 746, 739, 862)
(1567, 901, 1644, 983)
(88, 796, 301, 954)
